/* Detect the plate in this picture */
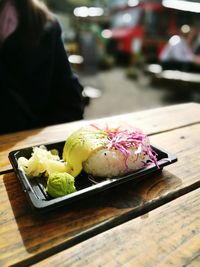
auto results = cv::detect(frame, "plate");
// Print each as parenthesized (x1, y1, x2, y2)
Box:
(8, 141, 177, 212)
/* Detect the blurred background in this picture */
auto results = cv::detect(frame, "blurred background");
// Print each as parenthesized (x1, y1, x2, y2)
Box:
(45, 0, 200, 119)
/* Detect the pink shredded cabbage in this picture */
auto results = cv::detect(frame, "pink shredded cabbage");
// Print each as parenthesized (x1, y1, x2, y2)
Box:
(91, 124, 158, 168)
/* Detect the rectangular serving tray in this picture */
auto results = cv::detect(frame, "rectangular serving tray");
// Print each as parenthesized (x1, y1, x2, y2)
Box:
(9, 141, 177, 212)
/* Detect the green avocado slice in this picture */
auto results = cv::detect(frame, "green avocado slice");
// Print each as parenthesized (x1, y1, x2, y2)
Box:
(62, 128, 108, 177)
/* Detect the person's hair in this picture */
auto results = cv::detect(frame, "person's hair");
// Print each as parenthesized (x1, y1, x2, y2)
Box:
(1, 0, 54, 47)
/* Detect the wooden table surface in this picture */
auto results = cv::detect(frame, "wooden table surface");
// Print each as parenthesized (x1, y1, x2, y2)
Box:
(0, 103, 199, 267)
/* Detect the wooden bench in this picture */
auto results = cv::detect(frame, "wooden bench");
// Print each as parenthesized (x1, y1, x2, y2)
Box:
(145, 63, 200, 84)
(34, 188, 200, 267)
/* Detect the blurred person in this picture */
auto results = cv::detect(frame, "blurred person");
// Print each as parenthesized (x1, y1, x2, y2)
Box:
(0, 0, 84, 135)
(159, 24, 200, 72)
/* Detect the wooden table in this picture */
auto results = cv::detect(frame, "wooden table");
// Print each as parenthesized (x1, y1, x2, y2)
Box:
(0, 103, 199, 267)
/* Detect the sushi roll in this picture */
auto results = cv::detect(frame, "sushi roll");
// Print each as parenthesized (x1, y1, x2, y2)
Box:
(63, 124, 158, 178)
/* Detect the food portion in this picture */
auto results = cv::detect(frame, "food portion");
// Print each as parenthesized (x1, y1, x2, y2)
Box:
(18, 146, 75, 198)
(17, 124, 158, 198)
(84, 146, 147, 178)
(18, 145, 70, 177)
(46, 172, 76, 198)
(63, 128, 108, 177)
(63, 124, 158, 178)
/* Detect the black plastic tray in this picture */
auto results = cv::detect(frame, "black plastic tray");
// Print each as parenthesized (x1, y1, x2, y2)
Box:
(9, 141, 177, 212)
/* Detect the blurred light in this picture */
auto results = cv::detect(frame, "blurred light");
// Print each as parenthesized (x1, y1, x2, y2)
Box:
(169, 35, 181, 46)
(162, 0, 200, 13)
(160, 70, 198, 82)
(158, 70, 199, 83)
(128, 0, 139, 7)
(83, 86, 102, 98)
(122, 13, 132, 23)
(68, 55, 84, 64)
(73, 6, 104, 17)
(181, 24, 191, 34)
(148, 64, 162, 74)
(74, 6, 89, 17)
(101, 29, 112, 39)
(89, 7, 104, 17)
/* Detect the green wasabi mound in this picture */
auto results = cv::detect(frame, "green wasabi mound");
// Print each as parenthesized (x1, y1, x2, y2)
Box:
(63, 128, 108, 177)
(46, 172, 76, 198)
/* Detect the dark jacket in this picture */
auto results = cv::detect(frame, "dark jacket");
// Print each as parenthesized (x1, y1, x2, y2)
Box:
(0, 20, 84, 134)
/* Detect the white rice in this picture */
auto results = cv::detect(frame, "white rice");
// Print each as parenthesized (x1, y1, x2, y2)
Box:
(83, 145, 149, 178)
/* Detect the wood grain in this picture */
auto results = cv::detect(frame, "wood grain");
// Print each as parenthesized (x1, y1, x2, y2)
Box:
(0, 123, 199, 267)
(0, 103, 200, 173)
(33, 188, 200, 267)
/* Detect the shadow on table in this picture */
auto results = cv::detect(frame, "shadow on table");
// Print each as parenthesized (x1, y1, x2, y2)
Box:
(3, 168, 184, 265)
